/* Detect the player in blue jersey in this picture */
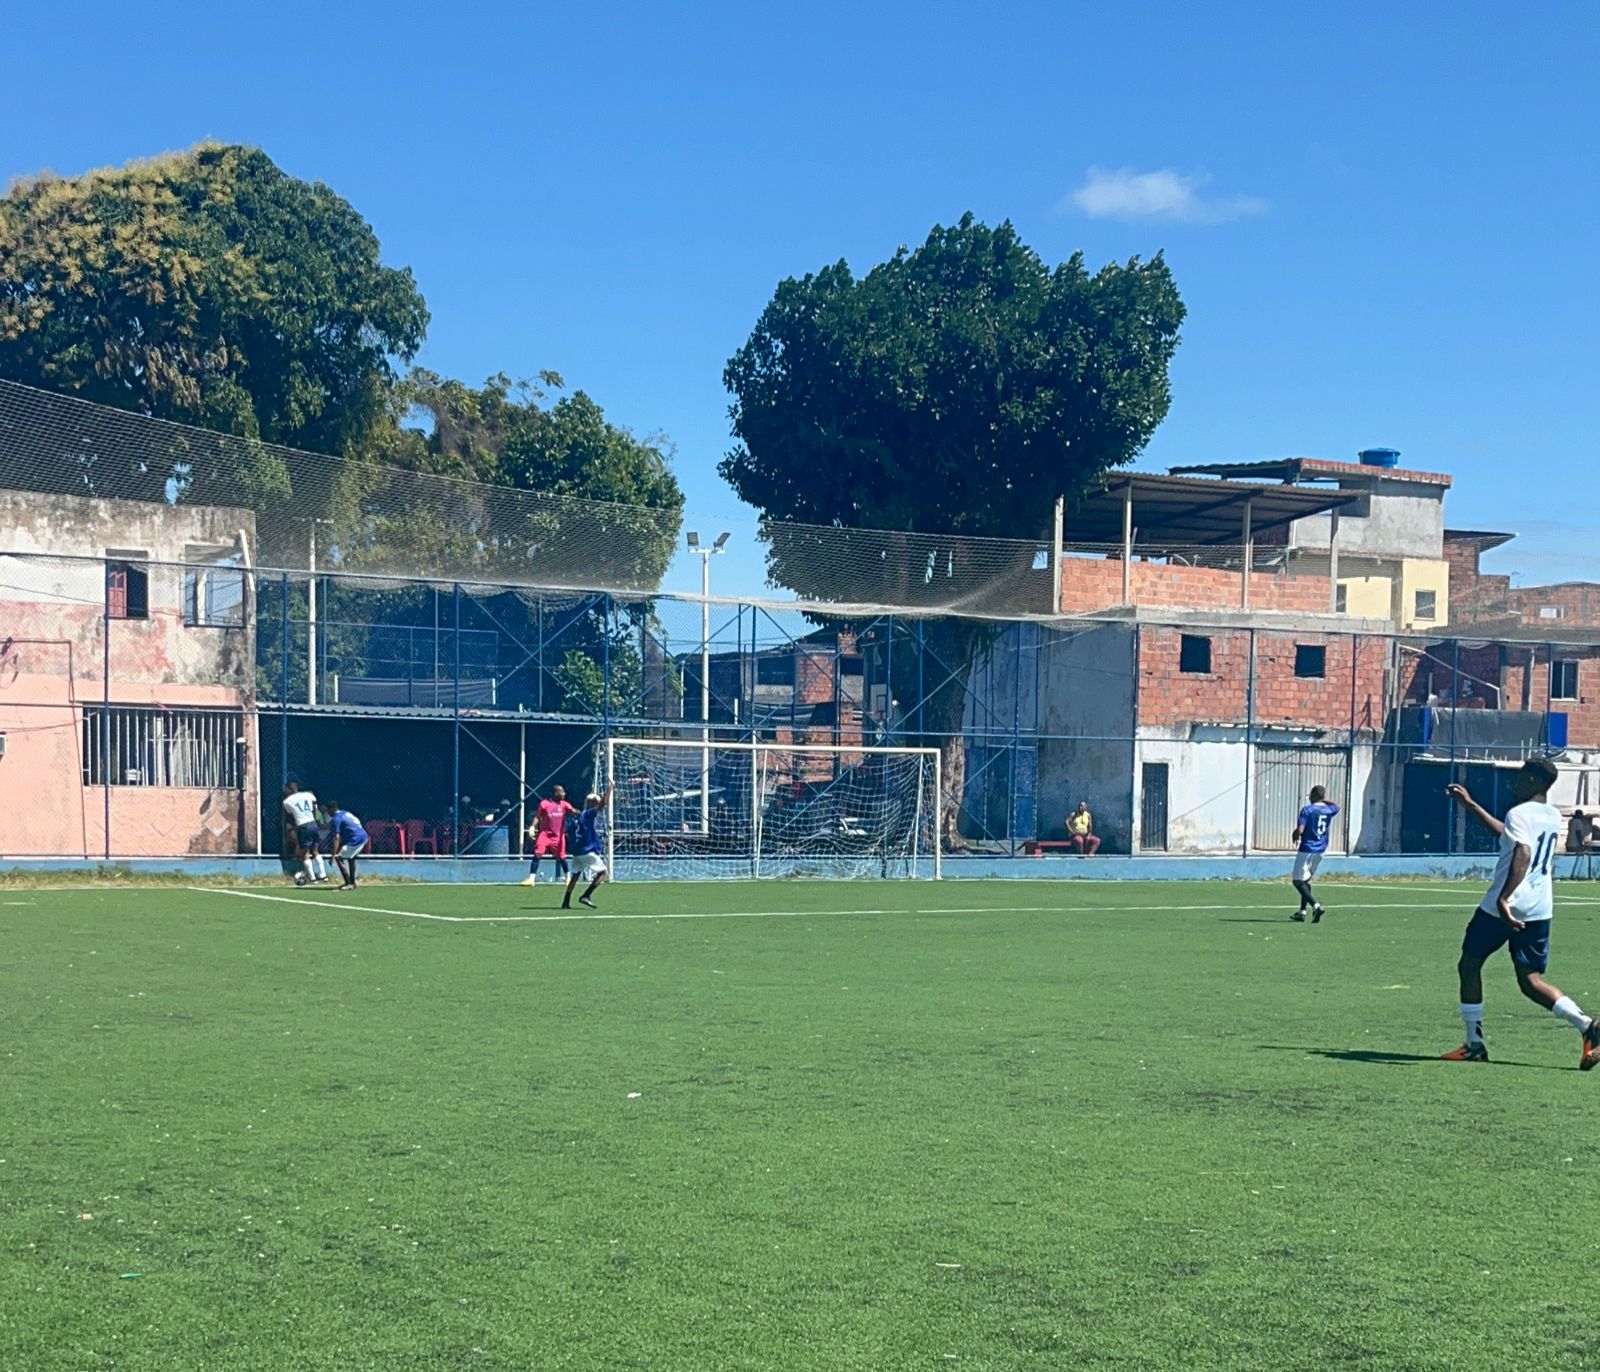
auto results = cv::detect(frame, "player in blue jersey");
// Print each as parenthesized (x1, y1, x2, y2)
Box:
(562, 782, 614, 910)
(1289, 786, 1340, 923)
(324, 801, 370, 890)
(1442, 758, 1600, 1068)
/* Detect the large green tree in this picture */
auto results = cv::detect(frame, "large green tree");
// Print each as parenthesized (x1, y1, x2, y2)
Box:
(306, 371, 684, 714)
(0, 142, 427, 503)
(722, 214, 1185, 844)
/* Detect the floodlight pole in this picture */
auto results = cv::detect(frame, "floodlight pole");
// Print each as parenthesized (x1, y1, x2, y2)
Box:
(688, 533, 731, 834)
(700, 550, 711, 834)
(307, 523, 318, 706)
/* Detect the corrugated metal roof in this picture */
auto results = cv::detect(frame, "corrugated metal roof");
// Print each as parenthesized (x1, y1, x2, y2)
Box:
(1063, 472, 1361, 546)
(1170, 457, 1454, 488)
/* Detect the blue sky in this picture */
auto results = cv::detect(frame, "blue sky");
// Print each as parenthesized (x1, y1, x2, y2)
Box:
(4, 1, 1596, 598)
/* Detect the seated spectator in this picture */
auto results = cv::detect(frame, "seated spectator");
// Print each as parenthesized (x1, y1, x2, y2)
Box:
(1067, 801, 1101, 856)
(1567, 810, 1592, 853)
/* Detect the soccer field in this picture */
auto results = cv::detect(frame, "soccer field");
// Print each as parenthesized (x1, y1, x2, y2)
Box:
(4, 877, 1600, 1371)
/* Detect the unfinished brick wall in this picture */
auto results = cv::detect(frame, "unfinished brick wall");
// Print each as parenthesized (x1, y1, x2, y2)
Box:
(1502, 650, 1600, 747)
(1137, 627, 1389, 731)
(1060, 559, 1332, 616)
(1505, 584, 1600, 629)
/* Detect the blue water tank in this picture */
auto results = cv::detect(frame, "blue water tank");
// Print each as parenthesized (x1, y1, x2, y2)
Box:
(1358, 447, 1401, 468)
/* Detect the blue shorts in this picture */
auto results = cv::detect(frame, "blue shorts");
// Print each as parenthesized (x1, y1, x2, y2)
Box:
(1461, 907, 1550, 973)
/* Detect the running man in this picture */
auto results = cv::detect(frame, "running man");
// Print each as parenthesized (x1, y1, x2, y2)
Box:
(562, 783, 614, 910)
(1290, 785, 1340, 922)
(522, 785, 577, 887)
(325, 801, 370, 890)
(1443, 757, 1600, 1068)
(282, 781, 327, 885)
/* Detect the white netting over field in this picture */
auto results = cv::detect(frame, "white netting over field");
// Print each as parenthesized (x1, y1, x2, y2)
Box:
(0, 379, 680, 594)
(756, 518, 1056, 618)
(605, 738, 941, 879)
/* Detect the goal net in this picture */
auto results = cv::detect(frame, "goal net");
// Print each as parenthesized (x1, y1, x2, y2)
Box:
(604, 737, 942, 879)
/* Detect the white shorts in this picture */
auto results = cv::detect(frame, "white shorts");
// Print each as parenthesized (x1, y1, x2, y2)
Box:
(336, 840, 367, 861)
(1292, 851, 1323, 882)
(571, 851, 606, 881)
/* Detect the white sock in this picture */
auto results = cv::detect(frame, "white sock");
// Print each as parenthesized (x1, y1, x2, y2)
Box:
(301, 858, 315, 880)
(1460, 1003, 1484, 1045)
(1552, 995, 1592, 1032)
(312, 853, 327, 880)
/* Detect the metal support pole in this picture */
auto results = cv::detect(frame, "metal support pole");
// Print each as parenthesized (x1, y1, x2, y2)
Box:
(700, 559, 711, 834)
(307, 525, 318, 706)
(1545, 641, 1555, 749)
(1241, 499, 1254, 611)
(1448, 638, 1461, 854)
(1121, 484, 1133, 605)
(1051, 494, 1065, 614)
(102, 562, 111, 860)
(453, 583, 462, 858)
(518, 721, 527, 857)
(279, 572, 289, 801)
(1243, 628, 1256, 857)
(1011, 624, 1022, 858)
(1328, 508, 1342, 614)
(1347, 632, 1359, 855)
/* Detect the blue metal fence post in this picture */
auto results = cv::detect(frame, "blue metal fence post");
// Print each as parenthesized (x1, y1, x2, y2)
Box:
(453, 582, 462, 858)
(102, 560, 111, 859)
(1347, 632, 1360, 855)
(1242, 628, 1257, 857)
(1011, 625, 1022, 857)
(1448, 639, 1461, 854)
(280, 572, 290, 801)
(602, 594, 612, 741)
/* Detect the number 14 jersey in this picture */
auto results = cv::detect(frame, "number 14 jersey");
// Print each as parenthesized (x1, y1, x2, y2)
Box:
(1481, 801, 1562, 923)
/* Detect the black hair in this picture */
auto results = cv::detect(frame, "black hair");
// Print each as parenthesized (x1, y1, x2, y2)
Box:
(1309, 785, 1327, 803)
(1520, 757, 1559, 793)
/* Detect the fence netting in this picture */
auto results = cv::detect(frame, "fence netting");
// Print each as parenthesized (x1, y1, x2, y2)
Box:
(1, 548, 1597, 870)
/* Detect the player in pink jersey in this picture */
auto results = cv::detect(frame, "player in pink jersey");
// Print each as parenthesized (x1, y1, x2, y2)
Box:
(521, 785, 577, 886)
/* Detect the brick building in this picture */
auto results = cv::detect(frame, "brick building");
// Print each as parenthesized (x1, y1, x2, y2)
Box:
(0, 490, 259, 857)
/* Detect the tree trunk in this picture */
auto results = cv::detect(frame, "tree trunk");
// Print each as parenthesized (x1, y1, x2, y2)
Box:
(892, 618, 987, 853)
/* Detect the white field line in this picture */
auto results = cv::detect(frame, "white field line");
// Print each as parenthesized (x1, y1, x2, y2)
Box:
(176, 886, 1519, 927)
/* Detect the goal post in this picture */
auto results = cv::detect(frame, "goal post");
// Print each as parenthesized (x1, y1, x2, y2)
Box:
(603, 736, 942, 880)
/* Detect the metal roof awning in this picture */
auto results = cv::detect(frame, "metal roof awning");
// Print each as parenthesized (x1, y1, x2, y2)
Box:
(1169, 457, 1454, 488)
(1062, 472, 1363, 547)
(1444, 528, 1517, 553)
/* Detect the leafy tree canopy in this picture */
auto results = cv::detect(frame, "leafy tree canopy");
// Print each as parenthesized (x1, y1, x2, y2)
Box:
(722, 213, 1185, 546)
(0, 143, 428, 464)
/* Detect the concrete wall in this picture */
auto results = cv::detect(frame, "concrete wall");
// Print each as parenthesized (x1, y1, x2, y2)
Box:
(1395, 558, 1451, 631)
(1290, 479, 1447, 559)
(1134, 726, 1387, 855)
(0, 491, 257, 857)
(1035, 623, 1135, 850)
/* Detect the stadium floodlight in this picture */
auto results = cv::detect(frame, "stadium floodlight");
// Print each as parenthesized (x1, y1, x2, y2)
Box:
(686, 531, 700, 549)
(713, 531, 730, 552)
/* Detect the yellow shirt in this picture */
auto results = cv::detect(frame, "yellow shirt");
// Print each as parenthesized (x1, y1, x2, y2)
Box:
(1070, 812, 1092, 835)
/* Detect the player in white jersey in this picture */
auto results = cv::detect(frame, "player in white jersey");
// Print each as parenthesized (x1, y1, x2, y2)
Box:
(1442, 757, 1600, 1068)
(282, 781, 328, 886)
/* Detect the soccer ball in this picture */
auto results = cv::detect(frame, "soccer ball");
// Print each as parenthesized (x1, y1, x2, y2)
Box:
(293, 872, 309, 887)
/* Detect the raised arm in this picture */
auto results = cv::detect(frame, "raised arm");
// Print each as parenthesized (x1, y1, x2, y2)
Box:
(1445, 783, 1504, 838)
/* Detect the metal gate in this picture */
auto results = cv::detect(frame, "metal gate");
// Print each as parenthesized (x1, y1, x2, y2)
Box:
(1253, 746, 1348, 851)
(1140, 762, 1169, 851)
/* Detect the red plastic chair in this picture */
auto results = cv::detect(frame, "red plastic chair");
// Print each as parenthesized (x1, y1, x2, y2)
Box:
(403, 821, 439, 858)
(365, 820, 406, 856)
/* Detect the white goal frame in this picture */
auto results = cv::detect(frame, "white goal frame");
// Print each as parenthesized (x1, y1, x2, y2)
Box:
(603, 736, 942, 880)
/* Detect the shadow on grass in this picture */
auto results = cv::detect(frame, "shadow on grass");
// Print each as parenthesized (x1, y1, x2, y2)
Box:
(1218, 918, 1300, 924)
(1260, 1044, 1565, 1072)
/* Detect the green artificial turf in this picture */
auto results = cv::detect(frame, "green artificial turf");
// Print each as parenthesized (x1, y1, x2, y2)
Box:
(4, 877, 1600, 1370)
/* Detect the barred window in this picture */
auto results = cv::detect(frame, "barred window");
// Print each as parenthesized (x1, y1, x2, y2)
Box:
(82, 707, 243, 788)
